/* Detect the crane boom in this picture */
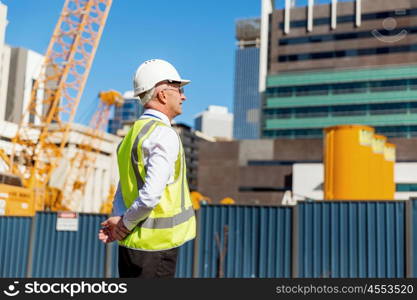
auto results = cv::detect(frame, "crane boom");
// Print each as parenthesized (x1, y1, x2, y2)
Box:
(8, 0, 113, 210)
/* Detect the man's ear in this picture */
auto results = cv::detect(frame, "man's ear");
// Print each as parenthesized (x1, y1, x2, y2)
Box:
(156, 90, 168, 104)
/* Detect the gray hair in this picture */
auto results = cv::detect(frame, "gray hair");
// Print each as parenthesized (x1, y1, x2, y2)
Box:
(138, 87, 155, 105)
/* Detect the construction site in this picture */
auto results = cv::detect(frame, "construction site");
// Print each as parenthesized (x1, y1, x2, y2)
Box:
(0, 0, 417, 279)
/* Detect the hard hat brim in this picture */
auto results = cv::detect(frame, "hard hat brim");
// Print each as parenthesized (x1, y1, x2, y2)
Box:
(167, 79, 191, 87)
(180, 79, 191, 86)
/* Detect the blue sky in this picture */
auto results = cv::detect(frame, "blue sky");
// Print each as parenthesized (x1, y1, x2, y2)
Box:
(2, 0, 349, 127)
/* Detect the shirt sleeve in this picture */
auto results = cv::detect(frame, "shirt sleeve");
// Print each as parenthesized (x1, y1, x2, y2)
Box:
(122, 126, 180, 231)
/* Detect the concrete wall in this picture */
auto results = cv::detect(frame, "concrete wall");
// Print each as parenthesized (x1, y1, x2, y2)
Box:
(273, 138, 322, 160)
(198, 141, 240, 202)
(6, 47, 44, 124)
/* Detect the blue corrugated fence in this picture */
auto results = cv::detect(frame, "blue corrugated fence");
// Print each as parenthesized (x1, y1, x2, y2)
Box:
(31, 213, 107, 277)
(0, 217, 32, 277)
(198, 205, 292, 278)
(298, 201, 405, 278)
(412, 199, 417, 277)
(0, 200, 416, 278)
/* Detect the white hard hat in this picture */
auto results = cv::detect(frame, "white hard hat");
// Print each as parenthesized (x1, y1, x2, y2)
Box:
(133, 59, 190, 97)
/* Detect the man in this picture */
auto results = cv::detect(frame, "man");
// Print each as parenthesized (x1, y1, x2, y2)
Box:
(98, 59, 196, 278)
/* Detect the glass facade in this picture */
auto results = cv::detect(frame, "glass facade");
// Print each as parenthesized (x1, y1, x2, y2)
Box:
(262, 65, 417, 139)
(265, 79, 417, 98)
(233, 47, 261, 139)
(263, 126, 417, 139)
(279, 26, 417, 46)
(194, 115, 202, 132)
(278, 44, 417, 62)
(107, 98, 143, 134)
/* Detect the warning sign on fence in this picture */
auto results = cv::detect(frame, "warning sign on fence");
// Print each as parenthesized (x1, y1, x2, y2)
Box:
(56, 212, 79, 231)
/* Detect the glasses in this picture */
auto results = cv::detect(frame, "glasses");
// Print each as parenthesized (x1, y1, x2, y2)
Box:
(162, 87, 185, 95)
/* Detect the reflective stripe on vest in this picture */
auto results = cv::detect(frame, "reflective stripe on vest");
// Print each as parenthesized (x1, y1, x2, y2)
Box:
(117, 118, 196, 251)
(130, 120, 157, 191)
(140, 206, 195, 229)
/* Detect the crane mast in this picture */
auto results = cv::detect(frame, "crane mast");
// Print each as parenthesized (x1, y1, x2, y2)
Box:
(9, 0, 113, 210)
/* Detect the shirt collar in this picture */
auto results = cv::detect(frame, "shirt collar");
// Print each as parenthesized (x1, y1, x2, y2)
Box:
(141, 109, 171, 126)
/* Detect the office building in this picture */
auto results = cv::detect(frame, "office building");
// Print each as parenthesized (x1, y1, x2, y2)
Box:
(260, 0, 417, 139)
(6, 47, 44, 124)
(172, 123, 204, 191)
(194, 105, 233, 139)
(233, 18, 261, 139)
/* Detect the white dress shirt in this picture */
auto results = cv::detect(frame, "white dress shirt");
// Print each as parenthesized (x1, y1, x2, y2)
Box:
(112, 109, 180, 231)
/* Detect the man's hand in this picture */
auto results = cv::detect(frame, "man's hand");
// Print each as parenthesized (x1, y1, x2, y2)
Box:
(98, 226, 114, 243)
(98, 216, 131, 243)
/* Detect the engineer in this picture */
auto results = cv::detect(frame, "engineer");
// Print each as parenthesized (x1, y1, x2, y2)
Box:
(98, 59, 196, 278)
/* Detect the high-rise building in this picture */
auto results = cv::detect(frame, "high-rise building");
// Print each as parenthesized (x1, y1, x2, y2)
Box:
(0, 2, 10, 122)
(172, 123, 203, 191)
(108, 90, 143, 135)
(194, 105, 233, 139)
(5, 47, 44, 124)
(233, 18, 261, 139)
(260, 0, 417, 139)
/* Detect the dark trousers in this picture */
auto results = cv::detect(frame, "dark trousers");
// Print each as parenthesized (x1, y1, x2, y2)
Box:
(118, 246, 178, 278)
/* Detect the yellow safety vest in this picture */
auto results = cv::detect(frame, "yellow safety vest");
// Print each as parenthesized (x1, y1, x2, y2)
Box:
(117, 118, 196, 251)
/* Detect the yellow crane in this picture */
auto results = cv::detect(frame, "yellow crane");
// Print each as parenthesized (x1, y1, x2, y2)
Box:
(0, 0, 113, 216)
(48, 90, 123, 211)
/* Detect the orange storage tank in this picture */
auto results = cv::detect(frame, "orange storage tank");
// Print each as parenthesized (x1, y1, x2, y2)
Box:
(369, 134, 387, 200)
(324, 124, 374, 200)
(381, 143, 396, 200)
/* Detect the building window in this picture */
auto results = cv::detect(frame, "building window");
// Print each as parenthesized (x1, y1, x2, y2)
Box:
(396, 183, 417, 192)
(331, 105, 367, 116)
(279, 26, 417, 46)
(408, 79, 417, 90)
(375, 126, 408, 138)
(369, 79, 408, 92)
(369, 103, 407, 115)
(266, 78, 417, 98)
(332, 82, 367, 94)
(294, 107, 328, 118)
(295, 85, 328, 96)
(263, 125, 417, 139)
(278, 44, 417, 62)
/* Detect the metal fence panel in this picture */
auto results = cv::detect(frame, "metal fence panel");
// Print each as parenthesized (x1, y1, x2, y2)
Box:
(298, 201, 405, 278)
(1, 200, 413, 278)
(175, 240, 195, 278)
(110, 242, 119, 278)
(30, 212, 107, 277)
(0, 217, 32, 277)
(198, 205, 292, 278)
(412, 199, 417, 277)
